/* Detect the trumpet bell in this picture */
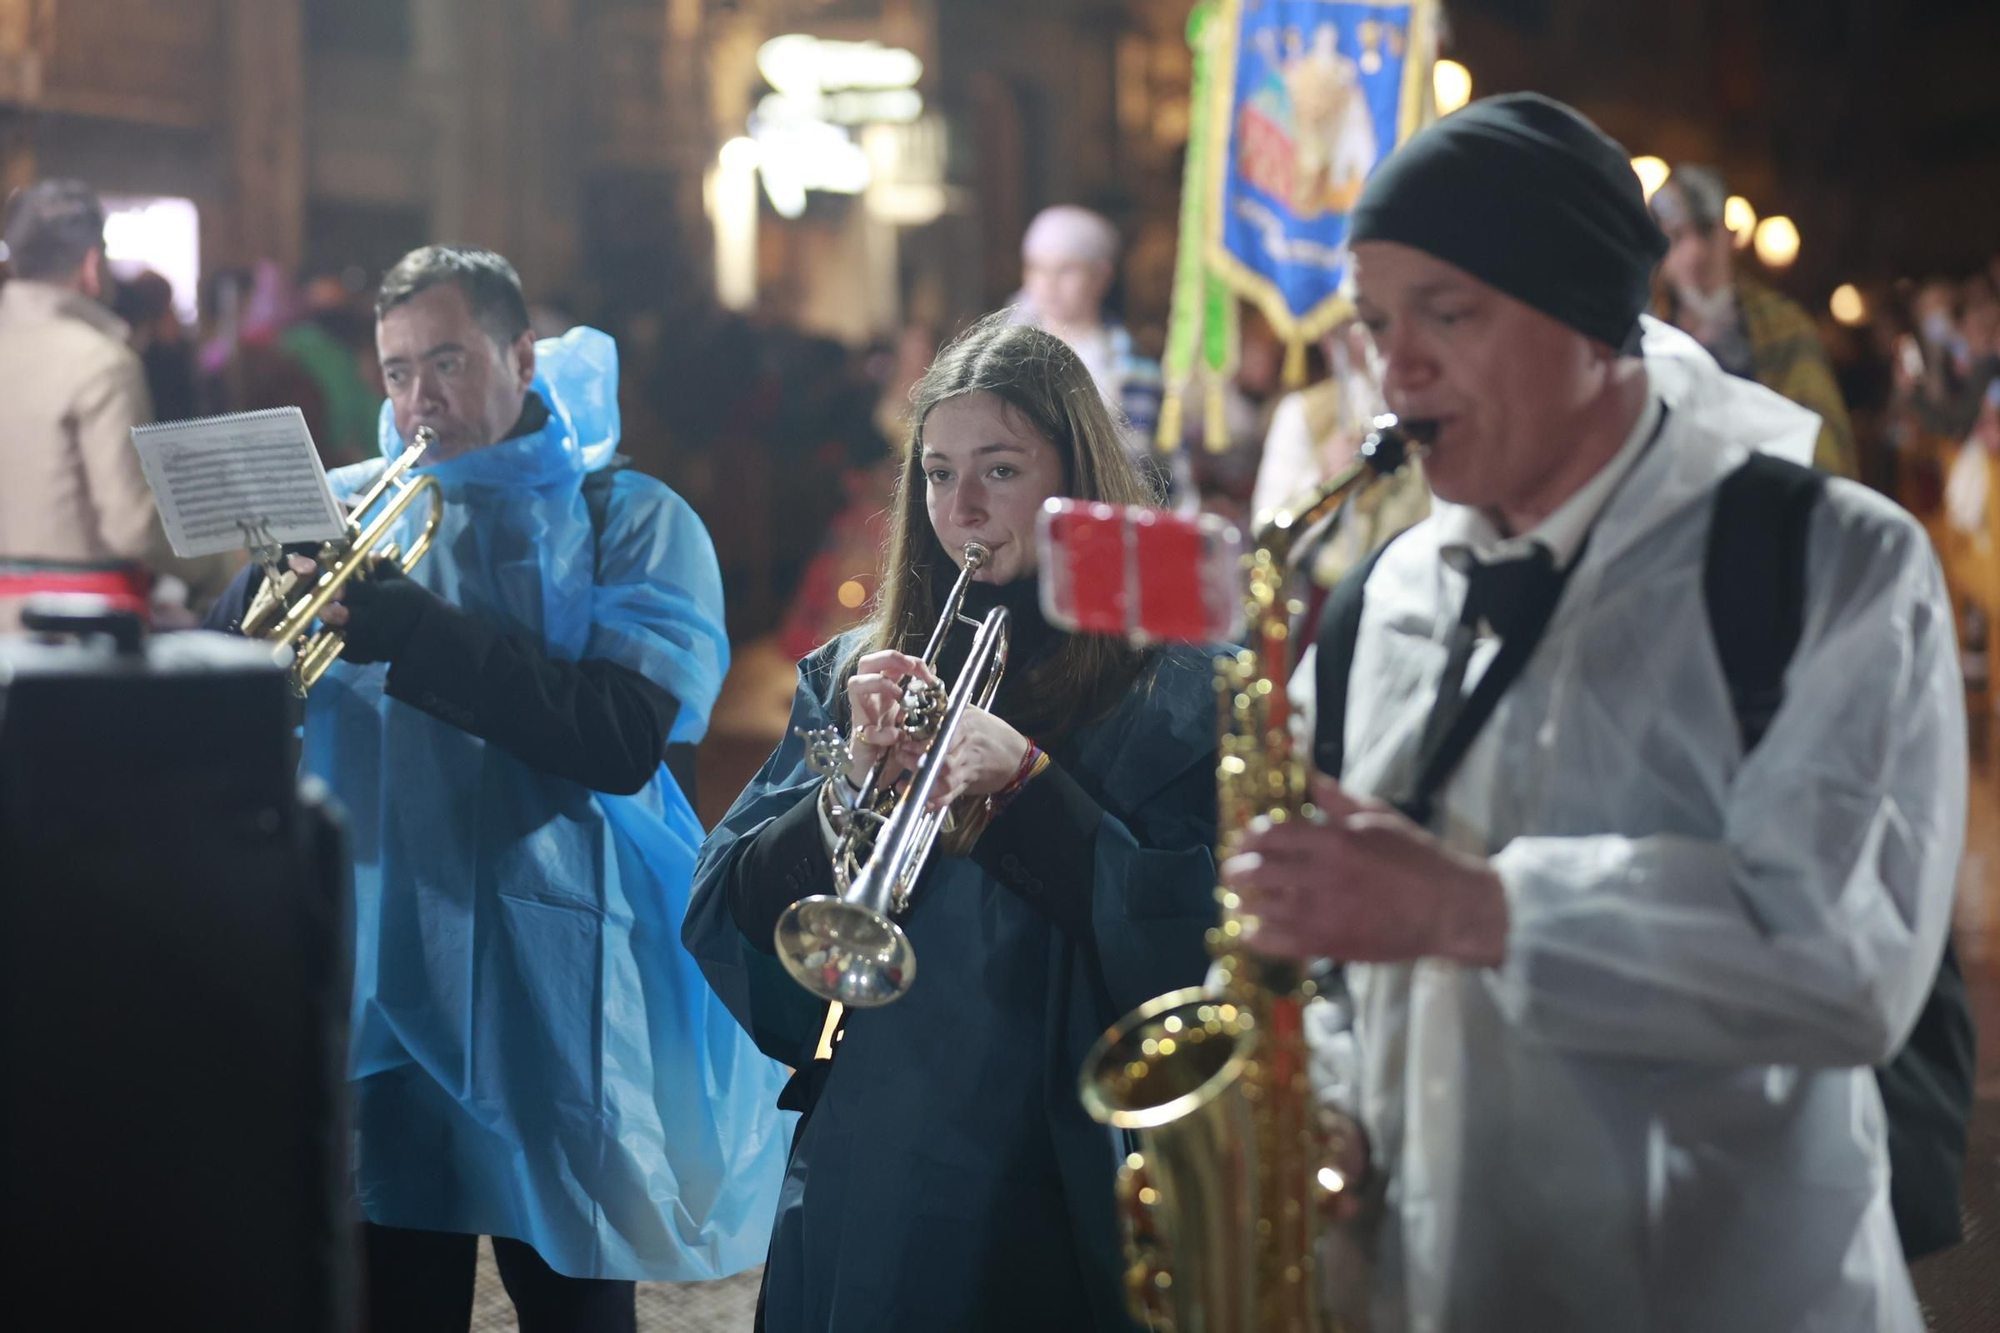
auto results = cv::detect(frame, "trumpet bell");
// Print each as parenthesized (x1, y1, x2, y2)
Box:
(774, 895, 917, 1008)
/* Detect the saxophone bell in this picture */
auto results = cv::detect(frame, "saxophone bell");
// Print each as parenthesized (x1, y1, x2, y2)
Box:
(1059, 428, 1410, 1332)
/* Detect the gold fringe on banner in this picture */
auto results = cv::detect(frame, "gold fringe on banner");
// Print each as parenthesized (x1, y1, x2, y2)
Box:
(1157, 391, 1185, 454)
(1283, 337, 1309, 389)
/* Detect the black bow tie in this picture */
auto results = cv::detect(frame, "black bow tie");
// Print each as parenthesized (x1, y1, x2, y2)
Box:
(1403, 543, 1571, 825)
(1459, 547, 1563, 639)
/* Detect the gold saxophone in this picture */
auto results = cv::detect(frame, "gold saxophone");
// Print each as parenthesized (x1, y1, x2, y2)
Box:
(1079, 422, 1411, 1332)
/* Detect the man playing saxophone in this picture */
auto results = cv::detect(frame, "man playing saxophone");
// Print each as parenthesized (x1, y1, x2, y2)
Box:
(208, 245, 788, 1331)
(684, 315, 1223, 1332)
(1225, 96, 1965, 1332)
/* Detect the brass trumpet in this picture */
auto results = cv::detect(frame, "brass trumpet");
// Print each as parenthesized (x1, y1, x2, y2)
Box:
(775, 541, 1009, 1007)
(240, 427, 445, 695)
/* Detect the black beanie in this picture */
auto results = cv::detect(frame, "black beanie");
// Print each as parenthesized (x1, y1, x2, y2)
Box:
(1350, 93, 1667, 351)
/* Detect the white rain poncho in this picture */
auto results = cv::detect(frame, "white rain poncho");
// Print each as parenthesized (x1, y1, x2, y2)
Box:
(1315, 318, 1966, 1332)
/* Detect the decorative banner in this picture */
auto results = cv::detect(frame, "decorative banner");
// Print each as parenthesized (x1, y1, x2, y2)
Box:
(1161, 0, 1438, 452)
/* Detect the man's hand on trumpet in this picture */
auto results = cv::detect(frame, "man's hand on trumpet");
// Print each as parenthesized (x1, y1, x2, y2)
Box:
(286, 552, 442, 667)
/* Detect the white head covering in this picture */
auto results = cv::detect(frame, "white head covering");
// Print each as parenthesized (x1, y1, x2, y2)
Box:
(1021, 205, 1120, 266)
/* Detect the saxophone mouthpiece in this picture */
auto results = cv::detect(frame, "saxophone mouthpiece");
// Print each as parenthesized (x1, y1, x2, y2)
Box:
(1369, 413, 1426, 463)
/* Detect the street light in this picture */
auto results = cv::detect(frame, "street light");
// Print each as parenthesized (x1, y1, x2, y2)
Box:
(1630, 156, 1669, 203)
(1433, 60, 1472, 115)
(1830, 284, 1867, 326)
(1754, 216, 1800, 269)
(1723, 195, 1757, 249)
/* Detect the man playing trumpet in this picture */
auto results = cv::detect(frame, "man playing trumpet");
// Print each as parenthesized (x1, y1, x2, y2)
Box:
(210, 245, 788, 1331)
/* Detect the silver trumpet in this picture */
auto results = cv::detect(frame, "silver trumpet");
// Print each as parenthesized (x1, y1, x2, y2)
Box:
(775, 541, 1010, 1007)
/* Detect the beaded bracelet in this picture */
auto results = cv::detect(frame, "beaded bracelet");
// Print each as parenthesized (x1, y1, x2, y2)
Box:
(985, 743, 1049, 818)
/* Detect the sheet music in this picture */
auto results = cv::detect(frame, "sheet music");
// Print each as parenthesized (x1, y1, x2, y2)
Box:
(131, 407, 347, 558)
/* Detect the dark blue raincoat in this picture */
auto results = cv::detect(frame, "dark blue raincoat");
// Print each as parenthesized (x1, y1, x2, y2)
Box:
(684, 624, 1220, 1331)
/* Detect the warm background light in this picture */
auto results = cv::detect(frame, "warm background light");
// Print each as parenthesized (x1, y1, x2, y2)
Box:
(1830, 284, 1867, 326)
(718, 136, 760, 173)
(710, 138, 762, 312)
(1723, 195, 1757, 249)
(101, 195, 202, 324)
(1433, 60, 1472, 115)
(836, 579, 869, 610)
(1754, 215, 1801, 269)
(1630, 155, 1669, 203)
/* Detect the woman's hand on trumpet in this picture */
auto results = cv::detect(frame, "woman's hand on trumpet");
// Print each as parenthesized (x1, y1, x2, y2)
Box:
(911, 708, 1031, 812)
(843, 649, 1033, 809)
(843, 650, 937, 789)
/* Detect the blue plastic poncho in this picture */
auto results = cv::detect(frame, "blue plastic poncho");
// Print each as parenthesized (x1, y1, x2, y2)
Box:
(302, 327, 792, 1279)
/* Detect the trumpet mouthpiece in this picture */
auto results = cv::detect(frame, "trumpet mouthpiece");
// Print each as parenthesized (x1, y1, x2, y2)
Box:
(962, 541, 992, 569)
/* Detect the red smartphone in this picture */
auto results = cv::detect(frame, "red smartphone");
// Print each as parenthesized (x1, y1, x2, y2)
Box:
(1036, 499, 1245, 644)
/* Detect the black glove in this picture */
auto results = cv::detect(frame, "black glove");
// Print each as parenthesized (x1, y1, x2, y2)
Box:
(335, 562, 440, 665)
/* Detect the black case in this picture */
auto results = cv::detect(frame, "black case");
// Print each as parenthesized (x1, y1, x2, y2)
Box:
(0, 628, 354, 1332)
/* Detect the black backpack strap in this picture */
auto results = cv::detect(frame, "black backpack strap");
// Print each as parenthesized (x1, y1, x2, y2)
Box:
(579, 459, 700, 807)
(1311, 538, 1398, 779)
(1703, 452, 1972, 1259)
(1702, 452, 1824, 750)
(578, 455, 628, 532)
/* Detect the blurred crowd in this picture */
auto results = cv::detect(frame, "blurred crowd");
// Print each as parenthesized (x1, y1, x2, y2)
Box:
(115, 259, 387, 471)
(1848, 260, 2000, 757)
(1825, 263, 2000, 501)
(3, 175, 1995, 740)
(51, 243, 906, 646)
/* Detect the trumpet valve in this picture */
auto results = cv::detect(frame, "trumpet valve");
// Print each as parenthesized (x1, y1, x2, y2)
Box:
(900, 679, 945, 741)
(796, 724, 854, 779)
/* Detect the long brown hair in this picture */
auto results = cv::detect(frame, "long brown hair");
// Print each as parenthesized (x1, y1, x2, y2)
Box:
(842, 312, 1157, 741)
